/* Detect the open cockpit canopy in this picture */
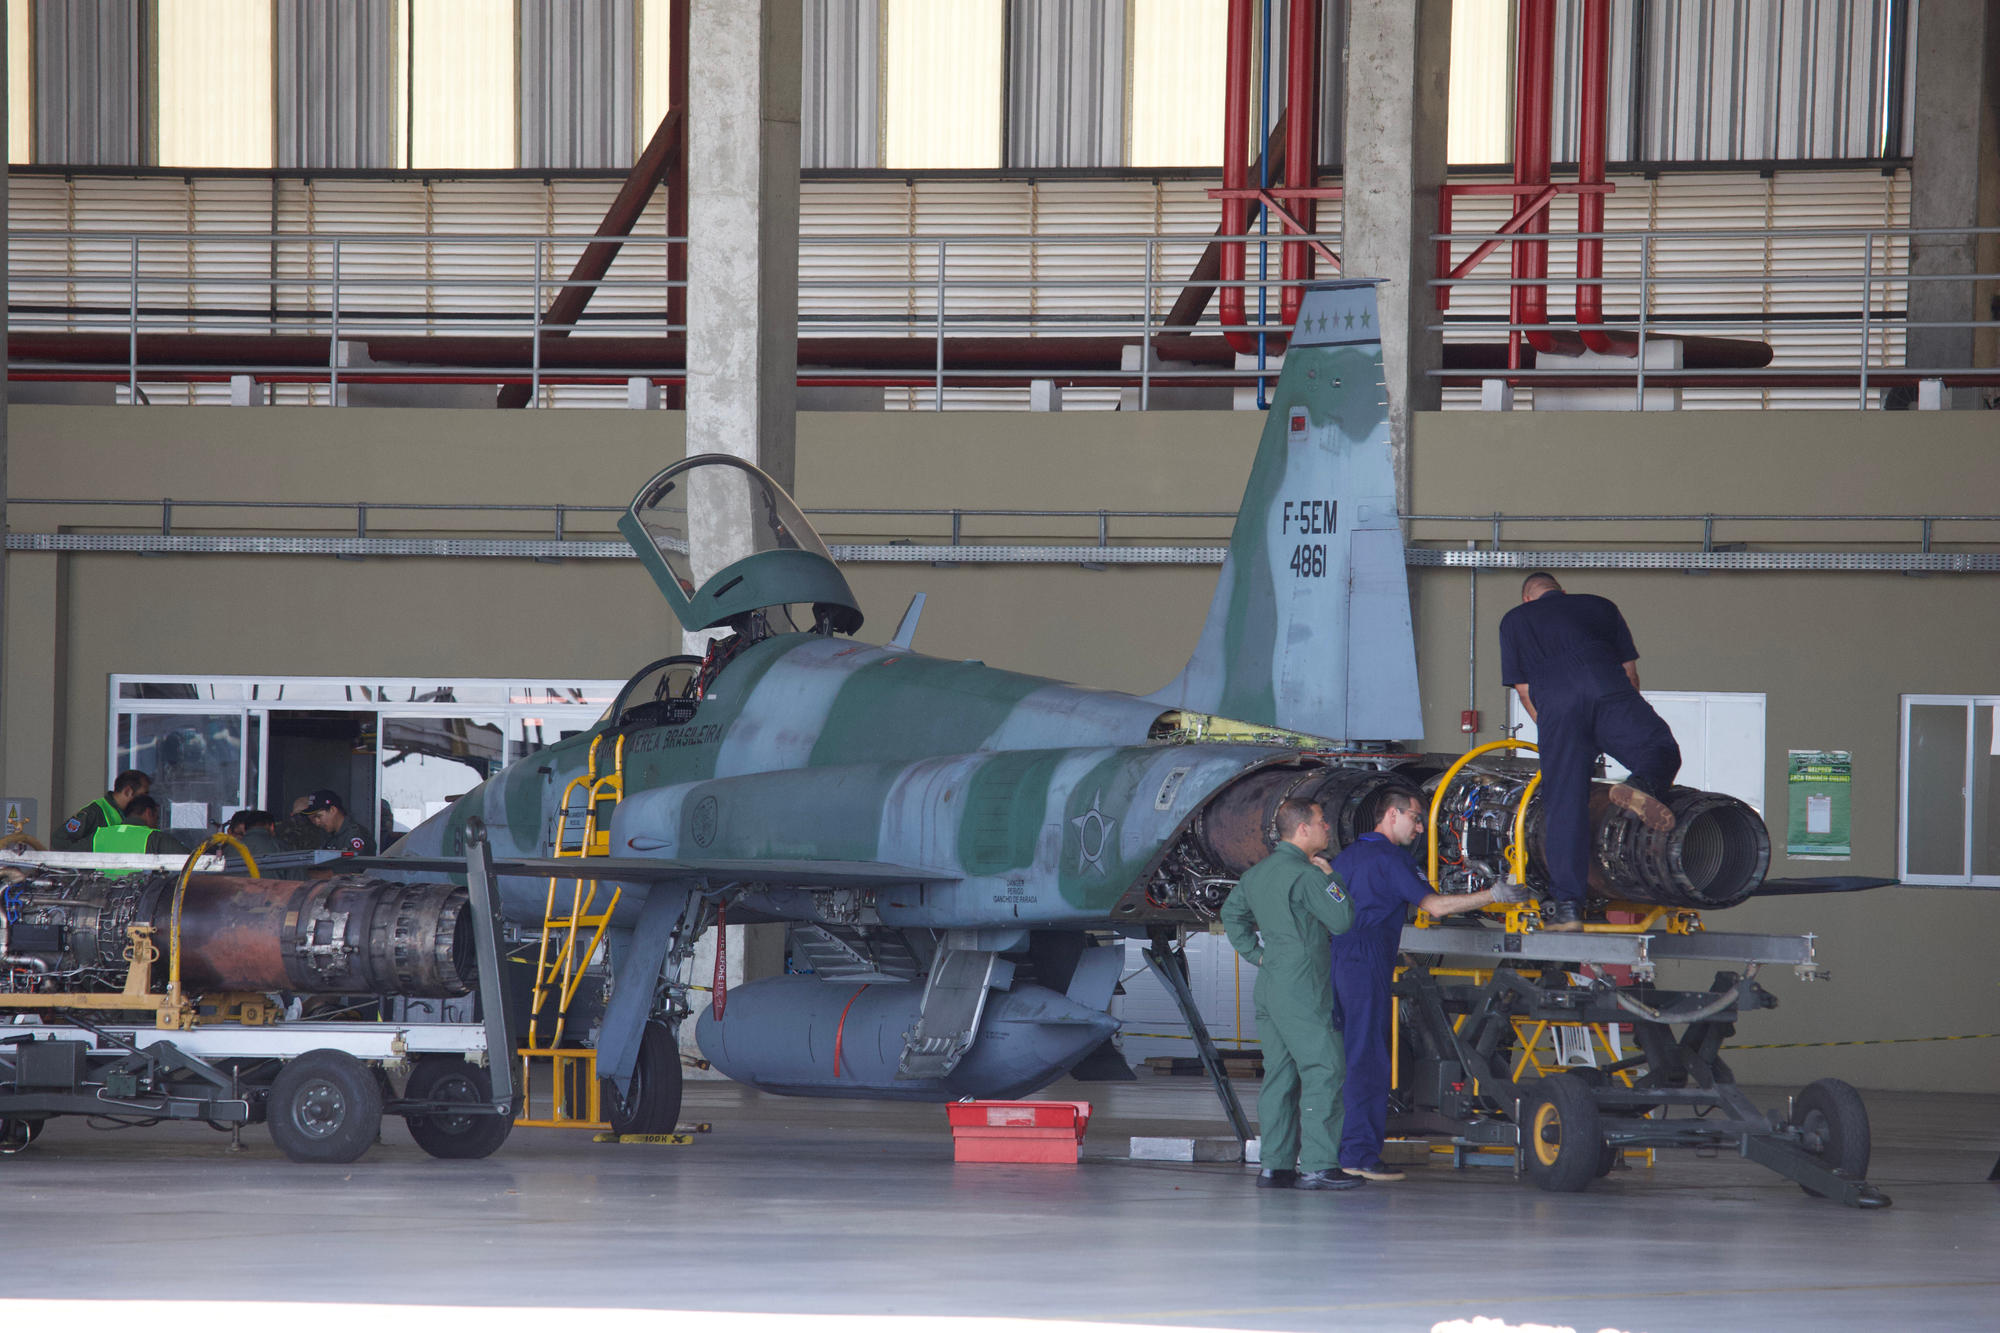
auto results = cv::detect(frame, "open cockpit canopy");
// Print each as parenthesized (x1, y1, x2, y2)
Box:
(619, 454, 864, 635)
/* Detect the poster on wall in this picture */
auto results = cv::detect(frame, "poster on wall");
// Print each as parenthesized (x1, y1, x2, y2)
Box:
(1786, 750, 1852, 858)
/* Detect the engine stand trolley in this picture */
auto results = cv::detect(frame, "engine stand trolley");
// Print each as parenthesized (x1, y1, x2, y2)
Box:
(1387, 920, 1892, 1209)
(0, 824, 517, 1164)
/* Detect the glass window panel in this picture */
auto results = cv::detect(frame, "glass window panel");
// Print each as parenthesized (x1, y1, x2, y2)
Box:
(1129, 0, 1226, 168)
(511, 714, 597, 763)
(1447, 0, 1511, 165)
(156, 0, 274, 169)
(1974, 704, 2000, 878)
(397, 0, 517, 169)
(246, 713, 263, 814)
(8, 0, 29, 164)
(883, 0, 1002, 168)
(1905, 703, 1968, 879)
(380, 714, 506, 836)
(118, 713, 246, 835)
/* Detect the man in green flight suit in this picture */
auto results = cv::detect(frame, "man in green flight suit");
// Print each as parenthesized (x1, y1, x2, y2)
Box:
(1221, 797, 1362, 1192)
(53, 769, 151, 851)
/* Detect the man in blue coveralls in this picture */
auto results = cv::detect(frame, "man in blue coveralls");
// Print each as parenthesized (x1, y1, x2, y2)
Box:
(1500, 572, 1681, 931)
(1329, 790, 1525, 1180)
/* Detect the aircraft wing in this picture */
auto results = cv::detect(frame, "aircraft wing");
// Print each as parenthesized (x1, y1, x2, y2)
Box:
(1753, 875, 1900, 895)
(350, 854, 956, 887)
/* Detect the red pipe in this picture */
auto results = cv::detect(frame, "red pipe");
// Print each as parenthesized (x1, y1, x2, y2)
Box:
(1575, 0, 1614, 353)
(1218, 0, 1255, 354)
(1511, 0, 1558, 364)
(1278, 0, 1320, 329)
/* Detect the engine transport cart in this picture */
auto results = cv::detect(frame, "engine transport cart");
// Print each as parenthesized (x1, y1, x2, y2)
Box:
(0, 826, 516, 1164)
(1386, 920, 1891, 1209)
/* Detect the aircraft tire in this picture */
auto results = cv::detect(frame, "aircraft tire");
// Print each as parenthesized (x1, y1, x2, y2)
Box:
(0, 1117, 45, 1154)
(1789, 1077, 1870, 1197)
(404, 1056, 514, 1160)
(267, 1049, 383, 1164)
(602, 1020, 683, 1136)
(1522, 1073, 1603, 1193)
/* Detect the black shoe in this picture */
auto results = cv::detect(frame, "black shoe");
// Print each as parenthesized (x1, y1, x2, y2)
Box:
(1256, 1169, 1298, 1189)
(1294, 1169, 1365, 1191)
(1541, 899, 1584, 932)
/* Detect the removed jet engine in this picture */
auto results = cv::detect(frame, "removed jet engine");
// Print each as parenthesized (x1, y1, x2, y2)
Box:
(0, 872, 475, 997)
(1140, 753, 1770, 916)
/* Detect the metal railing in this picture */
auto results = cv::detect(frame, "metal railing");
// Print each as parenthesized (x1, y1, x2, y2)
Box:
(1430, 222, 2000, 409)
(9, 498, 1997, 572)
(11, 221, 1988, 410)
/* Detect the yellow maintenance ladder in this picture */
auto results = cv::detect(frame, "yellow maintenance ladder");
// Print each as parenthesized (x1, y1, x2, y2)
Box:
(516, 732, 624, 1129)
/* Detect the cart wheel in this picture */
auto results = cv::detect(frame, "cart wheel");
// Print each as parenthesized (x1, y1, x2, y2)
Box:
(1789, 1077, 1871, 1197)
(403, 1056, 514, 1160)
(0, 1118, 44, 1154)
(601, 1021, 684, 1135)
(267, 1049, 383, 1164)
(1522, 1073, 1604, 1193)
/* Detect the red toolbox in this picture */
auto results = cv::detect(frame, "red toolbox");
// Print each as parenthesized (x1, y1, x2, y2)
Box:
(946, 1100, 1093, 1164)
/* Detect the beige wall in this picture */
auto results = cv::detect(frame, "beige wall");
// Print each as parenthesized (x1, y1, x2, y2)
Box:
(7, 403, 1999, 1092)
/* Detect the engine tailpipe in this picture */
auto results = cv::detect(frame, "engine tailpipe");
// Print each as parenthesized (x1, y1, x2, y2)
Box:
(1573, 786, 1772, 910)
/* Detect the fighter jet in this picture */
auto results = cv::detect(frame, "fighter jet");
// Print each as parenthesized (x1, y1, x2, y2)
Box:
(386, 281, 1765, 1128)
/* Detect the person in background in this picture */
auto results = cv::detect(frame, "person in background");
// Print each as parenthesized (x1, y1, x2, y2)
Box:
(298, 789, 376, 857)
(91, 794, 189, 867)
(53, 769, 151, 851)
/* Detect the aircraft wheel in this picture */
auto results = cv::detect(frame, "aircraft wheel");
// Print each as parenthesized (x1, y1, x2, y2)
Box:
(268, 1049, 383, 1164)
(601, 1021, 684, 1135)
(1789, 1077, 1871, 1197)
(404, 1056, 514, 1160)
(1522, 1073, 1604, 1193)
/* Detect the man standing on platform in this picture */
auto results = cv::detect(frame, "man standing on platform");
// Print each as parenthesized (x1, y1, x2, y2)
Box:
(1500, 572, 1681, 931)
(1329, 789, 1525, 1181)
(1220, 797, 1363, 1192)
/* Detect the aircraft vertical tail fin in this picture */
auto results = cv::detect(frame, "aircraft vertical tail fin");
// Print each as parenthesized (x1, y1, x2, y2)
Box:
(1144, 281, 1423, 742)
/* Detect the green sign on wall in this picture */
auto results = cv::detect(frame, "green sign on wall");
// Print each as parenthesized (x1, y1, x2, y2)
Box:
(1787, 750, 1852, 858)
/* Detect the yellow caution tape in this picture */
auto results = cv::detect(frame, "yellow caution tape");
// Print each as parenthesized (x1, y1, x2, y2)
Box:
(1727, 1033, 1999, 1051)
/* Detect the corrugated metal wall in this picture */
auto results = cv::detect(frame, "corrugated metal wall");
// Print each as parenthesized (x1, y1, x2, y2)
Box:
(1006, 0, 1125, 169)
(519, 0, 636, 170)
(9, 170, 1913, 412)
(802, 0, 880, 169)
(1549, 0, 1914, 163)
(14, 0, 1913, 171)
(31, 0, 146, 167)
(275, 0, 395, 170)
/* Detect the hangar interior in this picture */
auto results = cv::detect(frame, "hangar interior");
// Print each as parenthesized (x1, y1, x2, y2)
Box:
(1, 3, 1997, 1332)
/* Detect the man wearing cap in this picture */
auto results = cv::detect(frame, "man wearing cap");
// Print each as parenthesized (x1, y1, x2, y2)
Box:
(299, 790, 376, 856)
(54, 769, 151, 851)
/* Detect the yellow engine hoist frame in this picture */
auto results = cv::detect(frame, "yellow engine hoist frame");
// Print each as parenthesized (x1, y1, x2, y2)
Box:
(516, 732, 625, 1130)
(1417, 738, 1701, 937)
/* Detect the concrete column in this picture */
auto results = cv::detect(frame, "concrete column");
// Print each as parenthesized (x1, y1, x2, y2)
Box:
(1340, 0, 1452, 507)
(686, 0, 801, 499)
(1906, 4, 2000, 405)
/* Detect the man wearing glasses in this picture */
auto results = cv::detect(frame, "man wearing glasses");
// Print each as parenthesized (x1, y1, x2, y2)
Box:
(1327, 790, 1523, 1181)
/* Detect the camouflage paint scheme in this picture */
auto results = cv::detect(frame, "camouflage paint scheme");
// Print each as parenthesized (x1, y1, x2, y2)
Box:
(392, 282, 1420, 1092)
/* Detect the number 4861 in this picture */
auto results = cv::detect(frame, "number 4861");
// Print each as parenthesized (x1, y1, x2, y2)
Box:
(1289, 543, 1327, 578)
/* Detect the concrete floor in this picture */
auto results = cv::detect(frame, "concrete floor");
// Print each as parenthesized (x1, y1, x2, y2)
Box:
(1, 1072, 1994, 1332)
